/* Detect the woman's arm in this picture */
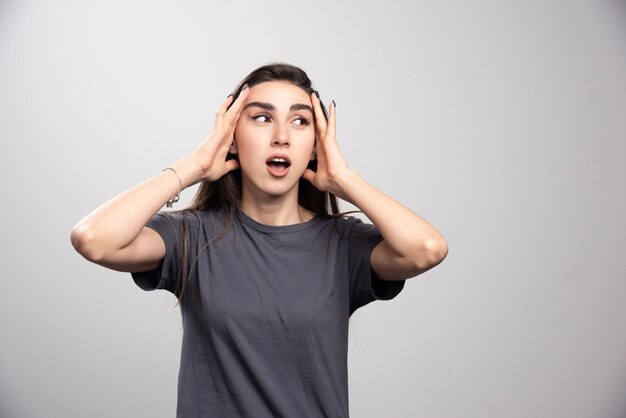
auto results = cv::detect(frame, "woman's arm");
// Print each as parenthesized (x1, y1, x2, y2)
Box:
(303, 95, 448, 281)
(333, 170, 447, 281)
(70, 89, 250, 272)
(70, 156, 203, 272)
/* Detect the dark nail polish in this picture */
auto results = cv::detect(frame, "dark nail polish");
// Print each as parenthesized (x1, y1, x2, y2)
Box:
(331, 100, 336, 108)
(226, 94, 233, 99)
(242, 83, 249, 92)
(314, 90, 320, 98)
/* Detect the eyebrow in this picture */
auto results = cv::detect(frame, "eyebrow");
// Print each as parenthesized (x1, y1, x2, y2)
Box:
(244, 101, 313, 114)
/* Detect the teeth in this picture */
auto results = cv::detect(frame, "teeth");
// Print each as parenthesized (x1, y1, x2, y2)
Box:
(271, 158, 287, 163)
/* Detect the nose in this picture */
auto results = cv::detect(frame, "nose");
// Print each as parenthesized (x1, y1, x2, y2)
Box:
(272, 124, 290, 147)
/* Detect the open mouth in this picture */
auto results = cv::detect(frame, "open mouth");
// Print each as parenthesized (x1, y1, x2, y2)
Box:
(266, 157, 291, 169)
(265, 155, 291, 177)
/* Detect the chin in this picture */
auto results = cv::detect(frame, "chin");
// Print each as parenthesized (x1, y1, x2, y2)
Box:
(241, 168, 305, 199)
(263, 181, 300, 198)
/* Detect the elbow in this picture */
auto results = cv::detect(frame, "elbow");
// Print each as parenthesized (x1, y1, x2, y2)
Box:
(70, 224, 106, 263)
(416, 236, 448, 270)
(431, 236, 449, 265)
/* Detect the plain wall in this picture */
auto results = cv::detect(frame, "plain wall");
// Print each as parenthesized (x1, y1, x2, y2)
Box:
(1, 0, 625, 417)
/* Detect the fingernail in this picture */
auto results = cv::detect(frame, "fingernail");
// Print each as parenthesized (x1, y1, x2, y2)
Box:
(226, 93, 233, 99)
(331, 100, 336, 108)
(241, 83, 249, 92)
(314, 90, 320, 99)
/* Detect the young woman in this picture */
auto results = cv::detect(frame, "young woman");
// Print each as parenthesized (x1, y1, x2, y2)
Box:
(71, 63, 448, 417)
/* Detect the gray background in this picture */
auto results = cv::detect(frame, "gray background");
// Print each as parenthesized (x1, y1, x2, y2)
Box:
(1, 0, 625, 417)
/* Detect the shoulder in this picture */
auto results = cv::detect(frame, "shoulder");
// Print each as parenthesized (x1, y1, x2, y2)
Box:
(333, 214, 375, 230)
(148, 209, 223, 232)
(323, 214, 379, 239)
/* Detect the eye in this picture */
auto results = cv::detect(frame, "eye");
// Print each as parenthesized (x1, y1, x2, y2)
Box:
(253, 114, 271, 123)
(293, 117, 311, 126)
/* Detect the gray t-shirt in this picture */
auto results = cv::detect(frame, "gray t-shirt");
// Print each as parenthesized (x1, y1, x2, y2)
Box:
(132, 208, 405, 417)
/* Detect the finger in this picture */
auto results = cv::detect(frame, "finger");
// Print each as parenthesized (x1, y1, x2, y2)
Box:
(212, 95, 235, 136)
(311, 91, 328, 135)
(217, 94, 235, 117)
(326, 100, 336, 141)
(215, 131, 235, 155)
(225, 158, 240, 172)
(313, 91, 328, 133)
(227, 84, 251, 118)
(302, 168, 315, 183)
(224, 86, 250, 134)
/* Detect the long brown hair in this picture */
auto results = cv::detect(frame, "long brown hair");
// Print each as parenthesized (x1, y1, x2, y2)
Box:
(174, 63, 340, 303)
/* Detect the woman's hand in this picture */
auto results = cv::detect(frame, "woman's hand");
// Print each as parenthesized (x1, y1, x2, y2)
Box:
(302, 93, 352, 200)
(303, 93, 448, 281)
(189, 86, 250, 182)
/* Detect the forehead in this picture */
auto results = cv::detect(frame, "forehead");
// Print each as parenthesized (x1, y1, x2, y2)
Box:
(247, 81, 311, 106)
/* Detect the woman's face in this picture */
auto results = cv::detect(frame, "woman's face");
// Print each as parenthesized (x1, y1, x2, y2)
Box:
(232, 81, 315, 200)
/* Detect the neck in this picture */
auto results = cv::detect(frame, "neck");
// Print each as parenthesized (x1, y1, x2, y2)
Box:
(240, 187, 314, 227)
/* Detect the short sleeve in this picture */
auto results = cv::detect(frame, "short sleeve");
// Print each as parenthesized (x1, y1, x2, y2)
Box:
(131, 211, 184, 294)
(346, 218, 405, 316)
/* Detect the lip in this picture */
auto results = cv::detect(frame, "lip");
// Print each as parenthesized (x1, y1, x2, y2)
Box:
(265, 153, 291, 178)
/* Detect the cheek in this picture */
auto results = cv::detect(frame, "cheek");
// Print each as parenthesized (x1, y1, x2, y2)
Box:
(234, 124, 258, 153)
(233, 120, 249, 143)
(296, 126, 315, 144)
(304, 130, 316, 150)
(294, 132, 316, 162)
(234, 129, 269, 171)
